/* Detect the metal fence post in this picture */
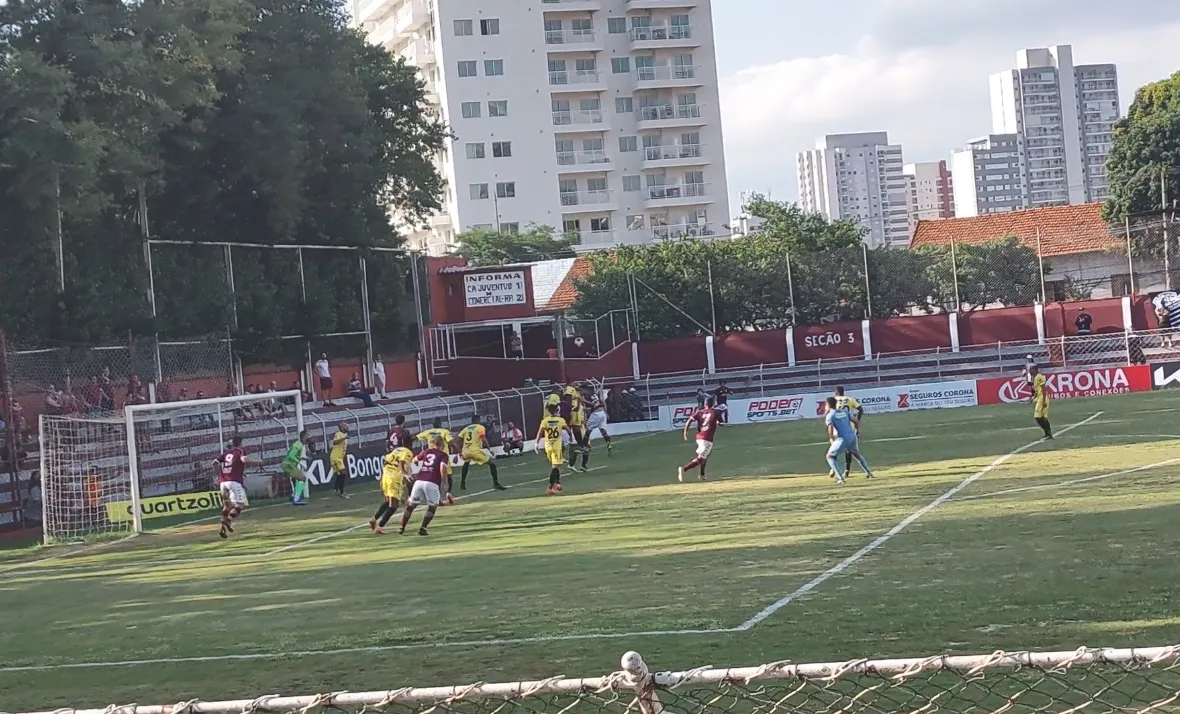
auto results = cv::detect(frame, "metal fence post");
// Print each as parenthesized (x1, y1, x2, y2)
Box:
(817, 357, 823, 387)
(862, 243, 873, 318)
(0, 330, 24, 527)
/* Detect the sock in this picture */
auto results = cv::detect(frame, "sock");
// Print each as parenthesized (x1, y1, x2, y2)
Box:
(460, 463, 470, 489)
(603, 433, 612, 445)
(400, 505, 415, 530)
(569, 448, 577, 467)
(296, 481, 309, 500)
(826, 454, 844, 480)
(445, 475, 453, 496)
(229, 506, 242, 521)
(378, 501, 398, 527)
(682, 456, 702, 472)
(549, 467, 561, 487)
(1036, 417, 1053, 437)
(699, 459, 707, 478)
(220, 503, 231, 523)
(374, 503, 389, 521)
(845, 451, 853, 472)
(421, 506, 437, 529)
(333, 472, 345, 494)
(580, 449, 589, 469)
(853, 453, 873, 477)
(489, 462, 500, 485)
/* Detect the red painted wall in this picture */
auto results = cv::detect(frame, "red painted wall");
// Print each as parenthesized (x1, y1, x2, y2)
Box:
(638, 336, 708, 375)
(439, 358, 560, 394)
(1043, 298, 1125, 338)
(714, 331, 787, 369)
(566, 342, 633, 381)
(959, 306, 1037, 346)
(870, 315, 951, 355)
(794, 321, 864, 362)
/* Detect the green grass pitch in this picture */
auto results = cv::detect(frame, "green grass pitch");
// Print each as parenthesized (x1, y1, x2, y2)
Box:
(3, 391, 1180, 711)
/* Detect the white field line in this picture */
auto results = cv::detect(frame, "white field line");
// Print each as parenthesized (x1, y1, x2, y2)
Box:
(955, 457, 1180, 502)
(0, 413, 1105, 673)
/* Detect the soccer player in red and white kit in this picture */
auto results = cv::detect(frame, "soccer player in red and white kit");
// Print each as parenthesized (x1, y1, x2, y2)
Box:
(678, 397, 719, 482)
(215, 435, 261, 539)
(400, 436, 449, 536)
(387, 414, 413, 451)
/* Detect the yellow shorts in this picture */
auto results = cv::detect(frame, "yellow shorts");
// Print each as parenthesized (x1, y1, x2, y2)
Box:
(545, 443, 565, 466)
(463, 449, 489, 466)
(380, 475, 405, 499)
(331, 458, 346, 474)
(1034, 401, 1048, 419)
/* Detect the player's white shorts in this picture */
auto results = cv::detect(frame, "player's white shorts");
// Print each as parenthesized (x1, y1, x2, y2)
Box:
(695, 438, 713, 459)
(219, 481, 248, 506)
(828, 436, 858, 457)
(409, 480, 442, 507)
(587, 410, 608, 432)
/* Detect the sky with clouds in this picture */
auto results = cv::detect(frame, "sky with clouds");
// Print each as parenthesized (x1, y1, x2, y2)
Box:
(714, 0, 1180, 211)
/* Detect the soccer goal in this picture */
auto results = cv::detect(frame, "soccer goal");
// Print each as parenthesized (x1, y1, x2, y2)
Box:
(39, 390, 304, 544)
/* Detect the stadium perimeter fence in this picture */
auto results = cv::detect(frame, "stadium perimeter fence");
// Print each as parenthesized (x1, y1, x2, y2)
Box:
(10, 645, 1180, 714)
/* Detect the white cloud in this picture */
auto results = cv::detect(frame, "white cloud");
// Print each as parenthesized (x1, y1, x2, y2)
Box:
(720, 23, 1180, 210)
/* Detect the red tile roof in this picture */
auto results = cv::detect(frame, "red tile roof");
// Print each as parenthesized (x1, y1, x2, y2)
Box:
(909, 203, 1120, 257)
(541, 257, 592, 312)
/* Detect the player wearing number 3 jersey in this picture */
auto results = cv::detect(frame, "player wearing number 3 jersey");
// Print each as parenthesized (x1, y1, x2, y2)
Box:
(400, 438, 450, 536)
(678, 397, 718, 483)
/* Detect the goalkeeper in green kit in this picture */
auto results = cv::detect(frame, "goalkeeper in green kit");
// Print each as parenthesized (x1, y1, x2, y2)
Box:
(284, 430, 312, 505)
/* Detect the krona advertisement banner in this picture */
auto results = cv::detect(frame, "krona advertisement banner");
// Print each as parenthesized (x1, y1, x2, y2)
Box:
(975, 365, 1152, 405)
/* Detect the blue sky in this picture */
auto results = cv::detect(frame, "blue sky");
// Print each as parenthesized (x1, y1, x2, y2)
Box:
(714, 0, 1180, 209)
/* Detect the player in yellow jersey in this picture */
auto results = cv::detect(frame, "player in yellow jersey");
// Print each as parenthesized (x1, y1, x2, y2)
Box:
(458, 415, 507, 491)
(564, 385, 590, 471)
(832, 386, 864, 477)
(416, 417, 455, 504)
(370, 445, 413, 534)
(330, 422, 350, 498)
(1030, 366, 1053, 439)
(535, 404, 570, 495)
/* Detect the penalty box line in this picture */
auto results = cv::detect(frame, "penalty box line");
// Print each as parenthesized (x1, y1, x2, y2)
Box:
(0, 412, 1106, 673)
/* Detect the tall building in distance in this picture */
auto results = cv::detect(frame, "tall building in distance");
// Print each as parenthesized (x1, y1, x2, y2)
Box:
(351, 0, 730, 255)
(797, 132, 909, 247)
(951, 134, 1029, 218)
(903, 161, 954, 233)
(989, 45, 1120, 208)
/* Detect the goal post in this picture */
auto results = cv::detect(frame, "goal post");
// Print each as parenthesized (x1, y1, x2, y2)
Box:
(40, 390, 304, 544)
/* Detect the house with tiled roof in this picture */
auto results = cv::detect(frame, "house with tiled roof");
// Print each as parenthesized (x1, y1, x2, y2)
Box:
(910, 203, 1164, 299)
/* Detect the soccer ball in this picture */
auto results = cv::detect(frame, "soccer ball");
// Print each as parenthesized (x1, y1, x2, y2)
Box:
(573, 336, 585, 348)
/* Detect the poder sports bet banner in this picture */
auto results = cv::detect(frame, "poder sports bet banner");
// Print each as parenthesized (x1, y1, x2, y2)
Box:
(975, 364, 1152, 405)
(663, 379, 979, 427)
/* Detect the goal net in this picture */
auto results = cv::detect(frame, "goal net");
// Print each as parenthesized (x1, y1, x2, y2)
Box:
(10, 644, 1180, 714)
(39, 390, 304, 544)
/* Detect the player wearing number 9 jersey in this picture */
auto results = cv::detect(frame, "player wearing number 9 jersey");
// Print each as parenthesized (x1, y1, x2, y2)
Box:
(215, 435, 261, 539)
(535, 404, 570, 495)
(400, 438, 449, 536)
(678, 398, 718, 483)
(457, 415, 506, 492)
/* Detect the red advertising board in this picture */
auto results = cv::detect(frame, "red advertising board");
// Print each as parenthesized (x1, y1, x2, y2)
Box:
(976, 365, 1152, 405)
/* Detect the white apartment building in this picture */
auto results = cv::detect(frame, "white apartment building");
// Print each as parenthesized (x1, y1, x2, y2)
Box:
(352, 0, 730, 255)
(797, 132, 909, 248)
(950, 134, 1029, 218)
(989, 45, 1120, 208)
(903, 160, 954, 234)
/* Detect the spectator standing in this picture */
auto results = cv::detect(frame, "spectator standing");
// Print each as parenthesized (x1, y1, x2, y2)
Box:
(372, 355, 387, 400)
(510, 331, 523, 359)
(98, 367, 115, 412)
(1075, 309, 1093, 336)
(314, 353, 335, 406)
(347, 373, 375, 407)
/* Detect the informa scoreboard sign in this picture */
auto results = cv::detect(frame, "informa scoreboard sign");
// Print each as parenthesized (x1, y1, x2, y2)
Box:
(465, 270, 528, 308)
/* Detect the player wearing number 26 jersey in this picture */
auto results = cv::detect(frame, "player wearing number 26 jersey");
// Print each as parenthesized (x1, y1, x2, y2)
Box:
(535, 405, 570, 495)
(678, 398, 718, 483)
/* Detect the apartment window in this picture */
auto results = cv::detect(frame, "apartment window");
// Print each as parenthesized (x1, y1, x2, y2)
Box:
(480, 18, 500, 35)
(579, 97, 601, 111)
(489, 100, 508, 116)
(590, 217, 611, 232)
(484, 59, 505, 76)
(454, 19, 473, 36)
(465, 142, 486, 159)
(615, 97, 634, 114)
(619, 136, 638, 152)
(612, 57, 631, 74)
(587, 177, 607, 192)
(460, 102, 481, 118)
(575, 58, 597, 73)
(607, 17, 627, 34)
(623, 175, 641, 192)
(626, 214, 645, 229)
(458, 61, 478, 77)
(500, 222, 520, 234)
(496, 182, 516, 198)
(572, 18, 593, 34)
(492, 141, 512, 158)
(469, 183, 489, 200)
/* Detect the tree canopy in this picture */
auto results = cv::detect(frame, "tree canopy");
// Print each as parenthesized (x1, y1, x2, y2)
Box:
(0, 0, 447, 358)
(1105, 70, 1180, 223)
(454, 225, 576, 266)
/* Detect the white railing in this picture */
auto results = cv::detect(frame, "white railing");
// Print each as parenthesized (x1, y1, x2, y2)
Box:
(646, 182, 708, 200)
(549, 69, 602, 86)
(630, 24, 694, 41)
(552, 109, 606, 126)
(545, 29, 600, 45)
(556, 149, 610, 167)
(574, 229, 618, 246)
(652, 223, 715, 240)
(636, 64, 698, 82)
(637, 103, 703, 122)
(643, 143, 704, 161)
(560, 189, 614, 207)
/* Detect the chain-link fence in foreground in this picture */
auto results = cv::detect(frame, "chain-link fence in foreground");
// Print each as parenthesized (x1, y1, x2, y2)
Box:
(13, 645, 1180, 714)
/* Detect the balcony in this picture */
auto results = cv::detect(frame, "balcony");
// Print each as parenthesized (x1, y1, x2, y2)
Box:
(545, 29, 604, 52)
(572, 230, 619, 250)
(556, 149, 612, 173)
(626, 0, 699, 8)
(636, 103, 705, 129)
(402, 38, 436, 67)
(549, 69, 606, 92)
(355, 0, 394, 25)
(552, 109, 609, 132)
(629, 24, 700, 50)
(644, 182, 713, 207)
(642, 143, 709, 169)
(559, 189, 618, 213)
(541, 0, 603, 11)
(651, 223, 716, 240)
(635, 64, 704, 88)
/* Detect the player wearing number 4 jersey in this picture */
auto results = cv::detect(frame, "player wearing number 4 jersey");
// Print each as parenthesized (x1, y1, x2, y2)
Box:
(215, 435, 261, 539)
(678, 397, 718, 482)
(400, 438, 449, 536)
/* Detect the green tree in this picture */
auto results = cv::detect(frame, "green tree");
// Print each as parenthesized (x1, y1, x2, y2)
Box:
(921, 237, 1045, 310)
(455, 225, 577, 266)
(1105, 71, 1180, 225)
